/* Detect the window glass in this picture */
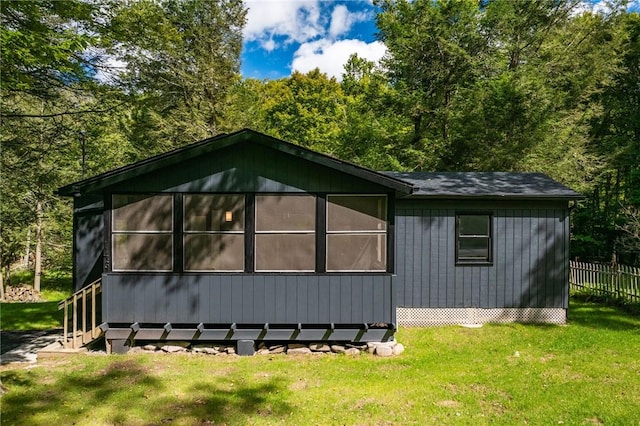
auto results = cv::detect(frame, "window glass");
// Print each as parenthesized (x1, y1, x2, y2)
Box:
(256, 195, 315, 231)
(184, 234, 244, 271)
(113, 194, 173, 231)
(113, 234, 173, 271)
(184, 194, 244, 232)
(326, 234, 386, 271)
(459, 215, 489, 236)
(255, 234, 315, 271)
(456, 214, 492, 263)
(458, 237, 490, 259)
(327, 195, 386, 231)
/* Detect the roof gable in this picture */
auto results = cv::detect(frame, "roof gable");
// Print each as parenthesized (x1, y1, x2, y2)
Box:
(57, 129, 415, 196)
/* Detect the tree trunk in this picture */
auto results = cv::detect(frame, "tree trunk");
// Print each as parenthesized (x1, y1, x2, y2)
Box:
(34, 199, 43, 292)
(0, 268, 5, 302)
(24, 228, 31, 269)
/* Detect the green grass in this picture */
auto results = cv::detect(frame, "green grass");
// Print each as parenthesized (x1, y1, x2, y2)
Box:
(1, 270, 72, 331)
(2, 299, 639, 425)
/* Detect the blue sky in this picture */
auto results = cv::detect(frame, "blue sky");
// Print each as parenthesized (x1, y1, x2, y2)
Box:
(240, 0, 640, 82)
(241, 0, 383, 81)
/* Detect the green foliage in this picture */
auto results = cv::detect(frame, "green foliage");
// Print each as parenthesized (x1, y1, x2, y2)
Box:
(2, 0, 640, 269)
(0, 0, 95, 96)
(105, 0, 247, 148)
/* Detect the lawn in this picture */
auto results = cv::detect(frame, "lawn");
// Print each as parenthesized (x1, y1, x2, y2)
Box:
(1, 270, 72, 331)
(1, 300, 639, 425)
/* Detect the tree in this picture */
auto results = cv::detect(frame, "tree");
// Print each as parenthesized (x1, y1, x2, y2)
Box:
(375, 0, 485, 158)
(105, 0, 247, 149)
(259, 69, 345, 154)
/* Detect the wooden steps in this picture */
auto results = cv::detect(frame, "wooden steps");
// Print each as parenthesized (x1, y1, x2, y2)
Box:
(58, 279, 103, 349)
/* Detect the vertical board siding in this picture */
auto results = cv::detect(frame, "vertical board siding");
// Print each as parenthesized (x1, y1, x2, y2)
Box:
(106, 142, 385, 194)
(394, 201, 569, 309)
(103, 274, 393, 324)
(74, 197, 104, 291)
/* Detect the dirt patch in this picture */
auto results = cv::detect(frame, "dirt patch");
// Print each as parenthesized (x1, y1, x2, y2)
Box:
(435, 400, 461, 408)
(289, 378, 308, 391)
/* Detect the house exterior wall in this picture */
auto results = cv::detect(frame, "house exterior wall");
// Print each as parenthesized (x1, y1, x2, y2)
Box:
(73, 196, 104, 291)
(393, 199, 570, 310)
(83, 141, 396, 327)
(102, 273, 393, 324)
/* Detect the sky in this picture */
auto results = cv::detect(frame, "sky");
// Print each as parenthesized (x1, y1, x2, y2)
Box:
(241, 0, 383, 81)
(240, 0, 640, 82)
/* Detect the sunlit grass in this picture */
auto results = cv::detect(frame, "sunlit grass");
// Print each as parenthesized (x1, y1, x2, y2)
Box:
(2, 300, 639, 425)
(1, 270, 72, 331)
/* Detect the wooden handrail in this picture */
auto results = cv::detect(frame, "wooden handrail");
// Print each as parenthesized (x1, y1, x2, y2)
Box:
(58, 278, 103, 348)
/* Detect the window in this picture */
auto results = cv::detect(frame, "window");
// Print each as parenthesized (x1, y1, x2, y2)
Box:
(456, 213, 492, 264)
(183, 195, 244, 271)
(326, 195, 387, 272)
(112, 194, 173, 271)
(255, 195, 316, 271)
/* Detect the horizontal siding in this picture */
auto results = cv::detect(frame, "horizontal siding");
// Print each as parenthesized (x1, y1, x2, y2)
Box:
(102, 273, 393, 325)
(394, 200, 570, 309)
(106, 142, 385, 194)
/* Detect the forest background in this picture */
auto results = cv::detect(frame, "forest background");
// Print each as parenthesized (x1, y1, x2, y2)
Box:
(2, 0, 639, 291)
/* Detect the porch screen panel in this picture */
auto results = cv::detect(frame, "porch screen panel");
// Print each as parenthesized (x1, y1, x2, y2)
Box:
(183, 194, 244, 271)
(327, 195, 387, 272)
(112, 194, 173, 271)
(255, 195, 316, 271)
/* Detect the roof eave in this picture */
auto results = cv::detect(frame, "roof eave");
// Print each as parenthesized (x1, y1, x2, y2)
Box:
(57, 129, 415, 196)
(406, 194, 584, 201)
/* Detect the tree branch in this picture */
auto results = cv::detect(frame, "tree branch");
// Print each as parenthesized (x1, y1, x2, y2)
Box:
(1, 102, 125, 119)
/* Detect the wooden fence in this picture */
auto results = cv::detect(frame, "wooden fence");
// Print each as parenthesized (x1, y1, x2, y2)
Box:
(570, 260, 640, 303)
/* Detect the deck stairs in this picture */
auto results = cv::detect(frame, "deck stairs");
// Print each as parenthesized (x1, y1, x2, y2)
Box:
(58, 278, 103, 349)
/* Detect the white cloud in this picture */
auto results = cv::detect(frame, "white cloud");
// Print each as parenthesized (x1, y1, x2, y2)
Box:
(243, 0, 324, 50)
(329, 4, 369, 39)
(291, 38, 386, 80)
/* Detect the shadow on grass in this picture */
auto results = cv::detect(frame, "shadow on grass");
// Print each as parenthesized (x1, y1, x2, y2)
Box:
(0, 302, 63, 331)
(1, 359, 291, 425)
(568, 298, 640, 331)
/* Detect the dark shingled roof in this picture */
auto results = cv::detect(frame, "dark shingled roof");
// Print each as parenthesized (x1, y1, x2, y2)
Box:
(383, 172, 582, 200)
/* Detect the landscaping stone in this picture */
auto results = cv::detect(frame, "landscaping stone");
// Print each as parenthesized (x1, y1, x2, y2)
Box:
(346, 343, 367, 350)
(226, 346, 236, 355)
(309, 343, 331, 352)
(269, 345, 286, 354)
(375, 345, 393, 357)
(287, 347, 312, 355)
(161, 345, 187, 353)
(345, 348, 360, 356)
(287, 343, 307, 349)
(330, 345, 346, 354)
(142, 344, 158, 351)
(392, 343, 405, 355)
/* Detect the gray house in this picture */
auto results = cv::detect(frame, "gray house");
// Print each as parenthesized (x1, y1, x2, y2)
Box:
(57, 129, 581, 352)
